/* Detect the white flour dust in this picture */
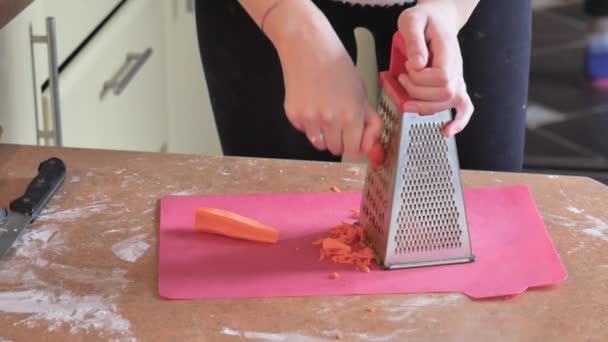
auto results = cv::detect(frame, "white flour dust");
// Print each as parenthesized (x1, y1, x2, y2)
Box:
(566, 206, 584, 214)
(546, 175, 559, 179)
(111, 234, 151, 263)
(38, 204, 108, 222)
(581, 215, 608, 241)
(170, 189, 197, 196)
(221, 327, 240, 336)
(0, 226, 134, 340)
(322, 329, 417, 342)
(340, 177, 363, 183)
(544, 213, 608, 242)
(69, 175, 80, 183)
(220, 327, 330, 342)
(0, 187, 136, 340)
(377, 294, 463, 322)
(0, 290, 133, 339)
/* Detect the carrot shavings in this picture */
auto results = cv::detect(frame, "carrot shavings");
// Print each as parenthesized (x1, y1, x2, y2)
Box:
(330, 185, 341, 192)
(335, 333, 344, 340)
(367, 307, 376, 313)
(329, 272, 340, 280)
(313, 222, 376, 272)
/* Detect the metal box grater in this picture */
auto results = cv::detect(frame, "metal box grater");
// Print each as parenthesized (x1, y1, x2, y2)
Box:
(359, 32, 475, 269)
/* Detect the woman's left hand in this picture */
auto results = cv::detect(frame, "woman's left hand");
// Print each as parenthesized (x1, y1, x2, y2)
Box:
(396, 0, 478, 137)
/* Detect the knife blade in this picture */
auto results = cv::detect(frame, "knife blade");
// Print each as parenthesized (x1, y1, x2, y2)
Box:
(0, 157, 66, 261)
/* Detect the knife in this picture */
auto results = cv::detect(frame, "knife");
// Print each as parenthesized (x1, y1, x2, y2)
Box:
(0, 157, 66, 261)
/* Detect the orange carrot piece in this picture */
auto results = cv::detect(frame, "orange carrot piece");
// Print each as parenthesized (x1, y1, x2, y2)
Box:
(330, 272, 340, 280)
(322, 239, 351, 253)
(367, 307, 376, 313)
(313, 221, 376, 272)
(336, 333, 344, 340)
(331, 185, 341, 192)
(366, 141, 386, 170)
(194, 207, 278, 244)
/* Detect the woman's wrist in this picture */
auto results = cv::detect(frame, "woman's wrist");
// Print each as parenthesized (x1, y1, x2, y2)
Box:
(416, 0, 480, 30)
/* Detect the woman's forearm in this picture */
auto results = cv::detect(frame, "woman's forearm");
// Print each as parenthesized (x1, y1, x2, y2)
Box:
(238, 0, 348, 63)
(417, 0, 480, 30)
(237, 0, 329, 50)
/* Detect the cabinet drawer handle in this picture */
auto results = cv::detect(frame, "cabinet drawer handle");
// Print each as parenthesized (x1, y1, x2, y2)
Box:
(101, 48, 153, 99)
(31, 17, 62, 147)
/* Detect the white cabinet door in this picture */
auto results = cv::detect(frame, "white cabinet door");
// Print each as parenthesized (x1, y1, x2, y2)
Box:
(0, 2, 44, 145)
(39, 0, 125, 66)
(42, 0, 168, 152)
(162, 0, 221, 155)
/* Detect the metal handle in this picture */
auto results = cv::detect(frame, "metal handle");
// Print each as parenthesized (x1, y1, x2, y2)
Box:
(31, 17, 62, 147)
(101, 48, 153, 99)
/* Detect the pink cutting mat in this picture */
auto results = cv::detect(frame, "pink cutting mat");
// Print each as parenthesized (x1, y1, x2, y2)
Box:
(158, 185, 567, 300)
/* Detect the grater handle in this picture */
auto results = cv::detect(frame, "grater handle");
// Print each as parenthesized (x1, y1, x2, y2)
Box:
(379, 32, 413, 113)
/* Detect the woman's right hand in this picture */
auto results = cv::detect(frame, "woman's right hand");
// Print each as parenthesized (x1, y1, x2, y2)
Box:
(261, 0, 384, 162)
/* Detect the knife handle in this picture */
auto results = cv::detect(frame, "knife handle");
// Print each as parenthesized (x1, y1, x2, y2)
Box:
(9, 157, 66, 216)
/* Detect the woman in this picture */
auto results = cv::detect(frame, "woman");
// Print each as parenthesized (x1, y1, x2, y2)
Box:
(194, 0, 532, 172)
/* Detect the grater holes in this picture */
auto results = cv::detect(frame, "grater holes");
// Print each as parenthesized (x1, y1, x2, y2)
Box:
(395, 121, 463, 255)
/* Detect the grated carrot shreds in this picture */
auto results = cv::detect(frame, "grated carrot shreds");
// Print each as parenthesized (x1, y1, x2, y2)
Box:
(313, 221, 376, 272)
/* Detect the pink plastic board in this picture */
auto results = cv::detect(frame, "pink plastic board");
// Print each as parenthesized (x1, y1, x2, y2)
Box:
(158, 185, 567, 300)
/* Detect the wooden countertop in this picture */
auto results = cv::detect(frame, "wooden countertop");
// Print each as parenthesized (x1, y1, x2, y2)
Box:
(1, 143, 607, 341)
(0, 0, 32, 29)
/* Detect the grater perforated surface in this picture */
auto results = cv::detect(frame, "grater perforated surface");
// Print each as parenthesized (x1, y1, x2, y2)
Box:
(360, 92, 400, 259)
(394, 121, 462, 254)
(360, 90, 475, 269)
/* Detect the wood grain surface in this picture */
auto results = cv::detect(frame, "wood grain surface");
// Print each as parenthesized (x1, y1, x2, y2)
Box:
(0, 143, 607, 341)
(0, 0, 32, 29)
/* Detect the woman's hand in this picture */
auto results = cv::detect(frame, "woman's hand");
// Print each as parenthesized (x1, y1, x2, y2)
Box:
(243, 0, 383, 162)
(397, 0, 479, 137)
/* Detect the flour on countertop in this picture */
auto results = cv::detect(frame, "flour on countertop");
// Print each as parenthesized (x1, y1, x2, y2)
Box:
(1, 173, 141, 338)
(581, 215, 608, 241)
(322, 329, 417, 342)
(544, 213, 608, 242)
(340, 178, 363, 183)
(220, 327, 333, 341)
(221, 327, 241, 336)
(170, 189, 197, 196)
(38, 204, 108, 222)
(0, 289, 133, 340)
(546, 175, 559, 179)
(244, 331, 330, 342)
(111, 234, 151, 263)
(377, 294, 463, 322)
(566, 206, 584, 214)
(0, 225, 134, 340)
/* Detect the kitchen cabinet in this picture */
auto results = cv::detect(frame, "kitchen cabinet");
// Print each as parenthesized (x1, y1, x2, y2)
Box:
(42, 0, 168, 152)
(162, 0, 221, 155)
(1, 0, 223, 155)
(0, 1, 43, 146)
